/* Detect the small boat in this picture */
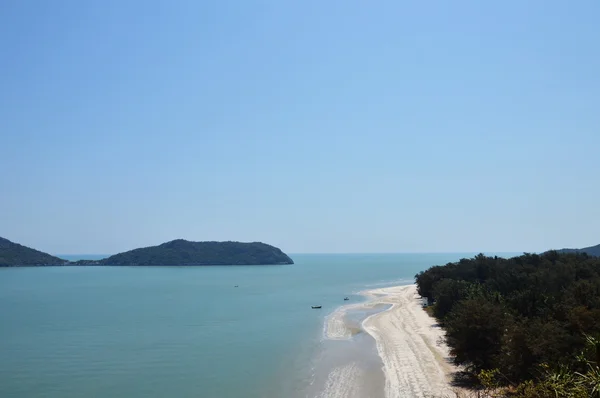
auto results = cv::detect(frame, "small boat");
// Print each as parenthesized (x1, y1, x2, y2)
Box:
(234, 285, 239, 288)
(311, 306, 322, 309)
(344, 297, 349, 301)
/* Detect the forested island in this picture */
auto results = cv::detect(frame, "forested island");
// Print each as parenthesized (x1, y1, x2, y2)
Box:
(0, 237, 293, 266)
(99, 239, 294, 265)
(416, 251, 600, 397)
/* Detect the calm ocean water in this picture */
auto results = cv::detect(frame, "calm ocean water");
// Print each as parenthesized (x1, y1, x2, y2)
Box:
(0, 253, 515, 398)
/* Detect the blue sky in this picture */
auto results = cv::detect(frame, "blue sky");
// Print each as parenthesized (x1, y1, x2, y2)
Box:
(1, 0, 599, 254)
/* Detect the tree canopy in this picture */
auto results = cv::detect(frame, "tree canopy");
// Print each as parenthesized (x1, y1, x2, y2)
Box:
(416, 251, 600, 385)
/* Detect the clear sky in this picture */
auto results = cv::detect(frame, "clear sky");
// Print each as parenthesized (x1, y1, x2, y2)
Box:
(1, 1, 599, 255)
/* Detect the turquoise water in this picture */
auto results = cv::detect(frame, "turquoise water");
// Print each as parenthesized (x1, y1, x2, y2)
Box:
(0, 253, 512, 398)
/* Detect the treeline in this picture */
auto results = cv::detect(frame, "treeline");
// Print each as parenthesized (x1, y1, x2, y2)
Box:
(416, 251, 600, 396)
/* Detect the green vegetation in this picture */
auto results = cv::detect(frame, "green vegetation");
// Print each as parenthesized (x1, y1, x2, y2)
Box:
(454, 336, 600, 397)
(0, 237, 67, 266)
(416, 251, 600, 397)
(0, 237, 293, 266)
(99, 240, 294, 265)
(556, 243, 600, 257)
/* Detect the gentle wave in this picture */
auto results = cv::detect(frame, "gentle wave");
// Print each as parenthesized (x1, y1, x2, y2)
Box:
(317, 363, 361, 398)
(323, 308, 353, 340)
(363, 278, 415, 288)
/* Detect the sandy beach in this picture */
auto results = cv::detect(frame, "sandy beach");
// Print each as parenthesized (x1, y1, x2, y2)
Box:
(324, 284, 460, 398)
(362, 285, 459, 398)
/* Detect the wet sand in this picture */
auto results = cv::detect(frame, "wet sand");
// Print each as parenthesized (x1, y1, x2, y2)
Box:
(311, 314, 386, 398)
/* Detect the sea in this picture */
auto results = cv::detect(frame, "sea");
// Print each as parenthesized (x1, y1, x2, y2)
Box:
(0, 253, 515, 398)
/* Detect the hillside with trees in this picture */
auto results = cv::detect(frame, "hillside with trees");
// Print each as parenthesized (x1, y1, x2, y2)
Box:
(555, 243, 600, 257)
(0, 237, 294, 266)
(0, 237, 67, 266)
(416, 251, 600, 397)
(99, 240, 294, 266)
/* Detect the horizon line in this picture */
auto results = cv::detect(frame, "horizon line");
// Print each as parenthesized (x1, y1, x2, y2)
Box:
(55, 250, 531, 256)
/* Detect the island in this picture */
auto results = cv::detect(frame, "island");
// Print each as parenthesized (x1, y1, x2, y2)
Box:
(0, 237, 294, 266)
(0, 237, 67, 266)
(99, 239, 294, 266)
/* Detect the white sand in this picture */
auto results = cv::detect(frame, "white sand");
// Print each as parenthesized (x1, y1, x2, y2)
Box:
(362, 284, 460, 398)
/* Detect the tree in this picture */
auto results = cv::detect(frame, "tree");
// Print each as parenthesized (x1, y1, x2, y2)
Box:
(444, 298, 507, 372)
(415, 251, 600, 389)
(431, 278, 472, 320)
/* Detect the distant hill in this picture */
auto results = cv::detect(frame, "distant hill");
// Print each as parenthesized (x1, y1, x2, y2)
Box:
(555, 243, 600, 257)
(99, 240, 294, 266)
(0, 237, 67, 266)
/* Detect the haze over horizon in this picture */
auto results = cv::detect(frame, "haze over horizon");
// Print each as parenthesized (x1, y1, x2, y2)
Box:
(2, 1, 599, 255)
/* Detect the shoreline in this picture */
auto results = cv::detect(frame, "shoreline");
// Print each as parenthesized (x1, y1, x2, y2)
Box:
(362, 284, 460, 398)
(322, 283, 461, 398)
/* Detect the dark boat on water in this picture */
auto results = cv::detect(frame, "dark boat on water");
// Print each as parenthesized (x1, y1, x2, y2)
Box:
(344, 297, 349, 301)
(311, 306, 322, 309)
